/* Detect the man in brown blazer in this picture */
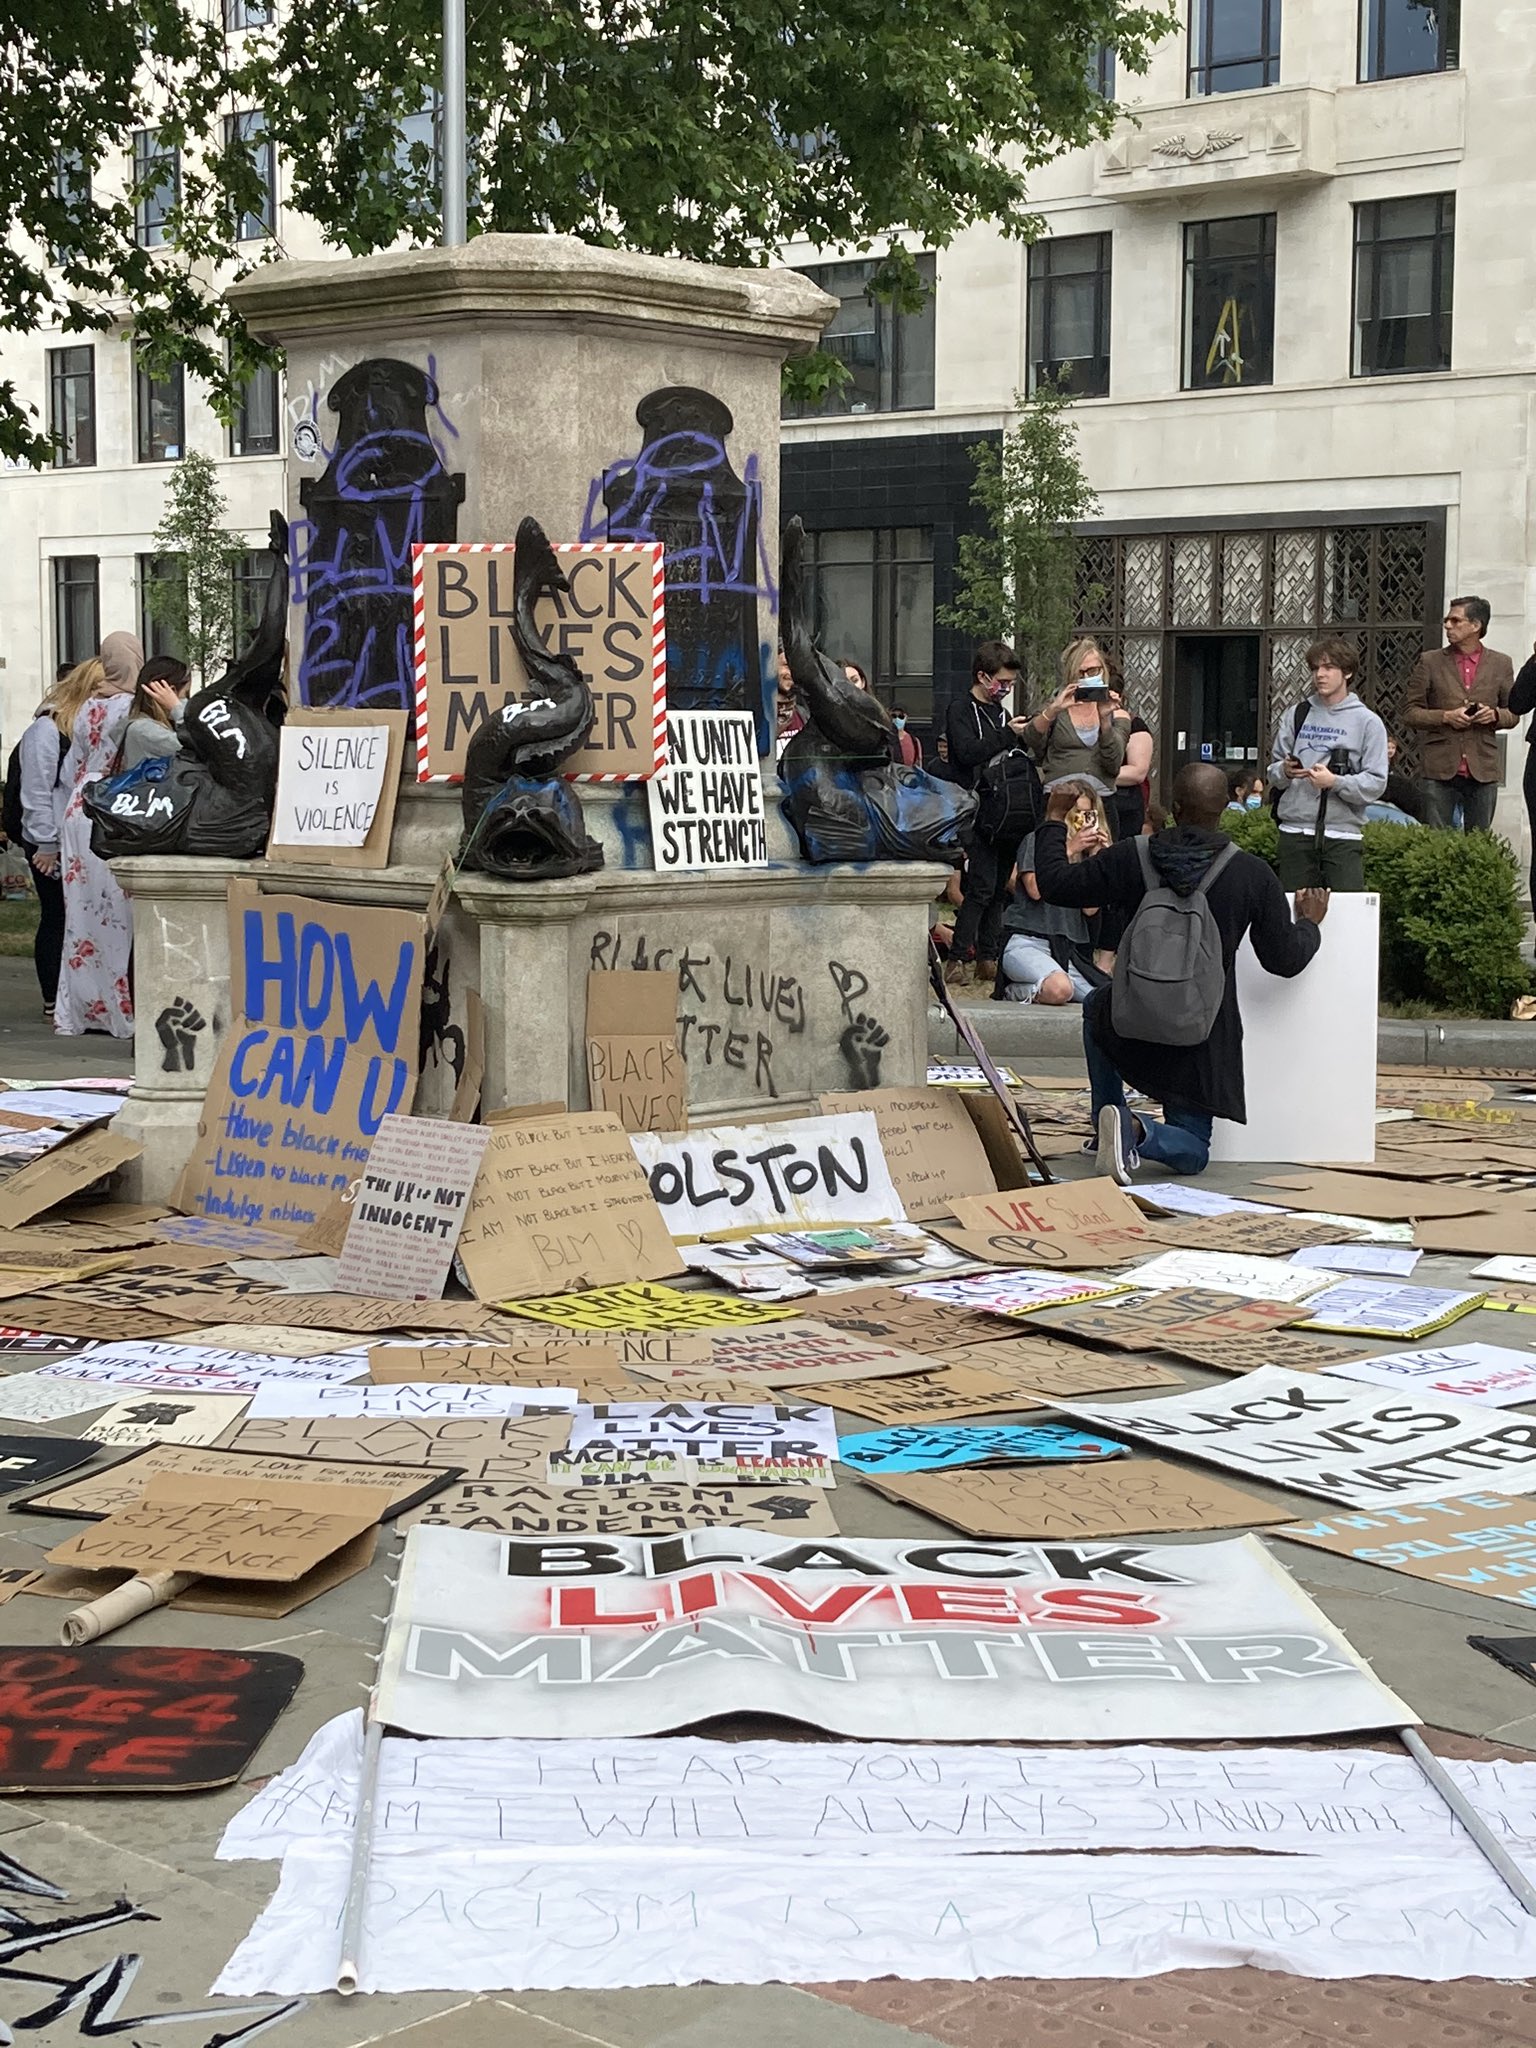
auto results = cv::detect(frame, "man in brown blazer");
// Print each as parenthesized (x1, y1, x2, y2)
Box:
(1404, 595, 1517, 831)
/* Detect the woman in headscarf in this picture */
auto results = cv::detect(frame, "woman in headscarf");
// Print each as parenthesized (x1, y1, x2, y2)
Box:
(53, 632, 142, 1036)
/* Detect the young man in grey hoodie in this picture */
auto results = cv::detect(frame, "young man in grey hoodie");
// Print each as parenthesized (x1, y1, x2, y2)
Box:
(1267, 637, 1388, 891)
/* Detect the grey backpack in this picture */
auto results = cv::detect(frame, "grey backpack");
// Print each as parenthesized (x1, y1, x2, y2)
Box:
(1110, 836, 1237, 1046)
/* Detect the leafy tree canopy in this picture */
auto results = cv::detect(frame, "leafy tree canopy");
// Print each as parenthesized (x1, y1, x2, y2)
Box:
(0, 0, 1171, 464)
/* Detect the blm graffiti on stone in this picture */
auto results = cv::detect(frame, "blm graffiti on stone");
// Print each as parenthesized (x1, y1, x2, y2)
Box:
(294, 358, 465, 711)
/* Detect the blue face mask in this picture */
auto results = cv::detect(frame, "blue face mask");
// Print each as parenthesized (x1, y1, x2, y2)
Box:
(893, 713, 906, 729)
(1244, 793, 1263, 810)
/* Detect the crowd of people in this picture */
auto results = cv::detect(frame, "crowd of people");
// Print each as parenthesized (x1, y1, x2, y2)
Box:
(2, 633, 192, 1038)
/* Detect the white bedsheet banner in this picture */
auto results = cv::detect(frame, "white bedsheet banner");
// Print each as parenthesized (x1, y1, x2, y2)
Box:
(374, 1525, 1412, 1741)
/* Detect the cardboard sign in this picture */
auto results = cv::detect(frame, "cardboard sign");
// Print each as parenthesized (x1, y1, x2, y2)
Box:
(0, 1325, 95, 1354)
(935, 1225, 1141, 1271)
(413, 540, 665, 782)
(906, 1273, 1127, 1319)
(401, 1479, 840, 1537)
(15, 1442, 452, 1522)
(245, 1381, 571, 1420)
(1257, 1173, 1494, 1221)
(1273, 1492, 1536, 1610)
(82, 1394, 251, 1448)
(267, 709, 406, 865)
(457, 1113, 683, 1303)
(335, 1115, 491, 1301)
(48, 1476, 389, 1582)
(0, 1129, 141, 1229)
(631, 1113, 907, 1241)
(0, 1371, 120, 1424)
(1324, 1343, 1536, 1409)
(815, 1088, 998, 1223)
(837, 1422, 1126, 1475)
(182, 1322, 369, 1357)
(708, 1319, 938, 1388)
(646, 711, 767, 870)
(509, 1282, 795, 1332)
(1061, 1366, 1536, 1510)
(0, 1644, 304, 1793)
(1142, 1212, 1344, 1255)
(802, 1344, 1182, 1428)
(1410, 1209, 1536, 1259)
(951, 1181, 1146, 1243)
(1296, 1279, 1486, 1338)
(36, 1339, 367, 1395)
(368, 1341, 621, 1385)
(863, 1459, 1291, 1541)
(1039, 1288, 1299, 1353)
(375, 1525, 1411, 1740)
(1123, 1250, 1332, 1304)
(547, 1448, 834, 1488)
(811, 1290, 1025, 1356)
(1163, 1329, 1360, 1374)
(176, 886, 427, 1232)
(0, 1430, 101, 1491)
(230, 1412, 568, 1479)
(585, 972, 685, 1134)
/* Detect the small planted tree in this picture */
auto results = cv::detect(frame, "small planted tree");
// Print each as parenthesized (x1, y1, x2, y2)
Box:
(142, 451, 246, 684)
(940, 381, 1100, 698)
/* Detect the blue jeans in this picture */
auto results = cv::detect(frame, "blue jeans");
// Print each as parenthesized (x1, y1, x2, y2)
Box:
(1082, 997, 1214, 1175)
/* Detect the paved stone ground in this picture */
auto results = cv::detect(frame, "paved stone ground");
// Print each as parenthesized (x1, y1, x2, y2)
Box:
(1, 996, 1535, 2045)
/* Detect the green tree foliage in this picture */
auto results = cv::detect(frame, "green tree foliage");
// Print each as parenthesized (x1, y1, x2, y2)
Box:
(940, 381, 1101, 697)
(1, 0, 1172, 463)
(142, 450, 245, 683)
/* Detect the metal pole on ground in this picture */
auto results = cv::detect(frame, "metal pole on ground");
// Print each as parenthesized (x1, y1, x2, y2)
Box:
(336, 1709, 386, 1995)
(1400, 1724, 1536, 1917)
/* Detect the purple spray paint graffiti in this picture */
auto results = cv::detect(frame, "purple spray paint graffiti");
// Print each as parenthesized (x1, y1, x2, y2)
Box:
(292, 358, 465, 710)
(582, 387, 776, 750)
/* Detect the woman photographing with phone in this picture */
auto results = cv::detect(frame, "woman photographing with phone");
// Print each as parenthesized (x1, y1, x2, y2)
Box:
(1026, 638, 1129, 794)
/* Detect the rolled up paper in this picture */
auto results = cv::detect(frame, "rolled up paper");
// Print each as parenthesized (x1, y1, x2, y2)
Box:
(61, 1571, 198, 1645)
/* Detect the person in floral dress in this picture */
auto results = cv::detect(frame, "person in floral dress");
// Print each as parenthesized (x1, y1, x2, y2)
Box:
(53, 632, 142, 1037)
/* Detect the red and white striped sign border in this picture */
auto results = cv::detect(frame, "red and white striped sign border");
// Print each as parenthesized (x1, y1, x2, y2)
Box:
(410, 540, 667, 785)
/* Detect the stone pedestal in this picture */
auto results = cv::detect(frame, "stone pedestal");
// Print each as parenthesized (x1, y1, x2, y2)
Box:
(114, 236, 949, 1197)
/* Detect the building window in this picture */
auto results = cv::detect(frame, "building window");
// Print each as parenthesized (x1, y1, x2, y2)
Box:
(394, 92, 442, 195)
(804, 528, 934, 717)
(1360, 0, 1458, 79)
(1183, 213, 1276, 390)
(1028, 234, 1112, 398)
(223, 0, 272, 26)
(225, 111, 275, 239)
(1090, 45, 1117, 96)
(1189, 0, 1281, 94)
(230, 356, 280, 456)
(1353, 194, 1454, 377)
(53, 558, 99, 670)
(132, 127, 178, 247)
(47, 346, 95, 468)
(137, 555, 187, 658)
(784, 255, 937, 417)
(136, 360, 184, 461)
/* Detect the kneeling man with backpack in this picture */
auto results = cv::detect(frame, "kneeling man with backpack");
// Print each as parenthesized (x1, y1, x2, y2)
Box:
(1032, 762, 1328, 1181)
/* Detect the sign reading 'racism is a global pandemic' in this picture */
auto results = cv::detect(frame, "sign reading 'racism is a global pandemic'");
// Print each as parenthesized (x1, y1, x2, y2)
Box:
(176, 883, 426, 1232)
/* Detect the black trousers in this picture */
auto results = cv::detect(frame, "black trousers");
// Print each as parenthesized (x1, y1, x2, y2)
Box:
(1526, 745, 1536, 910)
(951, 833, 1018, 963)
(21, 843, 64, 1007)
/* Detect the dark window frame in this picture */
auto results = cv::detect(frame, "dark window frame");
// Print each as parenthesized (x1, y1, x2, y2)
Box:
(1188, 0, 1282, 95)
(783, 254, 937, 418)
(1182, 212, 1277, 392)
(229, 350, 280, 457)
(1359, 0, 1459, 79)
(1090, 44, 1117, 96)
(224, 109, 275, 240)
(802, 525, 935, 717)
(1351, 193, 1455, 379)
(223, 0, 272, 27)
(47, 345, 96, 468)
(132, 127, 179, 248)
(137, 554, 187, 659)
(1027, 233, 1113, 399)
(53, 557, 100, 670)
(135, 358, 185, 462)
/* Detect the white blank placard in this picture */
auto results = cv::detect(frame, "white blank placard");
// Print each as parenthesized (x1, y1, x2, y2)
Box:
(1209, 890, 1378, 1165)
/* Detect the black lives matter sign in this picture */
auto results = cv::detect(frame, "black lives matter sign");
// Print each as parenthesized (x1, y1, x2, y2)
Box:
(414, 541, 664, 781)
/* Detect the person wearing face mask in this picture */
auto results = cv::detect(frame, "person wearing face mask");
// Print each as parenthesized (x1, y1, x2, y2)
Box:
(1226, 768, 1265, 812)
(941, 640, 1039, 983)
(1026, 640, 1129, 795)
(891, 708, 922, 768)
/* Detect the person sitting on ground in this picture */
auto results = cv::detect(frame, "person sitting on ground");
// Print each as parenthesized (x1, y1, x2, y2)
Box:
(119, 655, 193, 772)
(1365, 735, 1427, 826)
(1267, 637, 1387, 890)
(998, 828, 1107, 1007)
(1225, 766, 1265, 812)
(1033, 764, 1328, 1182)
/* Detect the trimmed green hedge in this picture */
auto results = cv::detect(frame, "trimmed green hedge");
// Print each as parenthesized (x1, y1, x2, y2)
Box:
(1217, 809, 1530, 1018)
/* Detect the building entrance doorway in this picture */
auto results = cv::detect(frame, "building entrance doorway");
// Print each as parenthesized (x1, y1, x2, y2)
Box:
(1170, 633, 1261, 777)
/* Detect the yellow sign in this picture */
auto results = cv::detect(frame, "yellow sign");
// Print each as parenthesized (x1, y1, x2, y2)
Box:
(506, 1283, 800, 1333)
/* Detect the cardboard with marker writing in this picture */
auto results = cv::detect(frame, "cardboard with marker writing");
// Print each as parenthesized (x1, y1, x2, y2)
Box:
(414, 540, 665, 783)
(163, 1289, 500, 1335)
(457, 1112, 683, 1302)
(0, 1128, 142, 1229)
(267, 708, 407, 867)
(708, 1318, 939, 1388)
(229, 1411, 570, 1479)
(369, 1340, 622, 1383)
(801, 1341, 1183, 1427)
(1141, 1212, 1345, 1256)
(1165, 1329, 1363, 1374)
(0, 1644, 305, 1793)
(1034, 1288, 1300, 1352)
(507, 1281, 796, 1332)
(585, 971, 685, 1135)
(1274, 1493, 1536, 1607)
(809, 1288, 1024, 1356)
(81, 1393, 251, 1448)
(176, 885, 427, 1234)
(0, 1297, 208, 1341)
(399, 1478, 841, 1537)
(46, 1475, 392, 1582)
(860, 1458, 1290, 1541)
(27, 1526, 381, 1621)
(817, 1088, 998, 1223)
(631, 1112, 907, 1241)
(1255, 1173, 1498, 1220)
(334, 1114, 491, 1300)
(934, 1224, 1143, 1270)
(15, 1441, 453, 1522)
